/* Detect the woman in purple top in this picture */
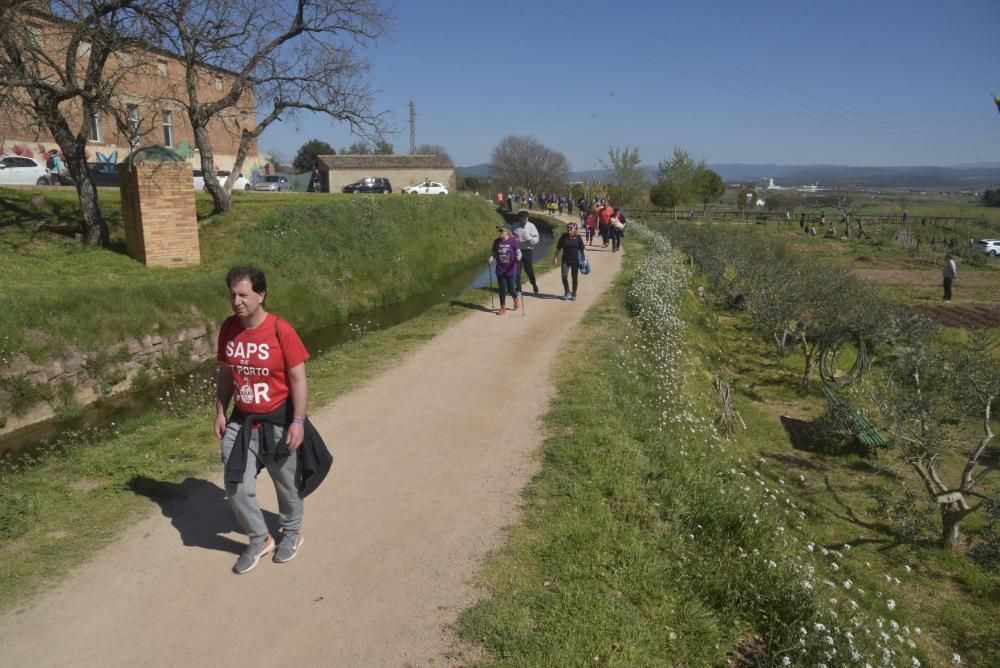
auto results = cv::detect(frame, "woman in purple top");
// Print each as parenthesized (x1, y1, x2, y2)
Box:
(489, 225, 522, 315)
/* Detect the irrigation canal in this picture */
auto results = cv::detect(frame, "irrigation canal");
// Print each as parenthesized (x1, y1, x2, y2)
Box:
(0, 233, 554, 461)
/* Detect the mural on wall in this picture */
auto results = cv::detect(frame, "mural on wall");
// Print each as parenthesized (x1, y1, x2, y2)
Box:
(175, 140, 195, 160)
(96, 151, 119, 164)
(246, 159, 261, 186)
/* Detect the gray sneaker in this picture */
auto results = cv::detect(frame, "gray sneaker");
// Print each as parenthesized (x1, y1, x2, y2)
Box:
(274, 532, 304, 563)
(233, 537, 275, 574)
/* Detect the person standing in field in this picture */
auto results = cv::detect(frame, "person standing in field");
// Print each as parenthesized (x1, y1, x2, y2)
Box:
(512, 210, 540, 295)
(942, 253, 957, 303)
(554, 221, 588, 301)
(490, 225, 522, 315)
(215, 266, 330, 574)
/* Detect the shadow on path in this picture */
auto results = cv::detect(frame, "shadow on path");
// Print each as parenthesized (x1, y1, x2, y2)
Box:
(128, 476, 277, 555)
(449, 300, 495, 313)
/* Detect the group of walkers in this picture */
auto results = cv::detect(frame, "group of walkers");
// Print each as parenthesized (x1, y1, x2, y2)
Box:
(488, 206, 623, 313)
(497, 191, 574, 216)
(580, 199, 626, 253)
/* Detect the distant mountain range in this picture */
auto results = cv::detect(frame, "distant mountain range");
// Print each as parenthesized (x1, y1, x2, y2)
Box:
(456, 162, 1000, 189)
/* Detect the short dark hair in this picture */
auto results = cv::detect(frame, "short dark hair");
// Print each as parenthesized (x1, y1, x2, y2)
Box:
(517, 209, 529, 219)
(226, 266, 267, 296)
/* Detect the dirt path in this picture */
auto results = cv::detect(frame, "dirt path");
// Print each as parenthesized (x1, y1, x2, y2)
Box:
(0, 229, 623, 668)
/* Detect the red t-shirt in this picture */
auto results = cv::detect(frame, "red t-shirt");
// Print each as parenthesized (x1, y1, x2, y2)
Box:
(217, 312, 309, 414)
(598, 207, 614, 225)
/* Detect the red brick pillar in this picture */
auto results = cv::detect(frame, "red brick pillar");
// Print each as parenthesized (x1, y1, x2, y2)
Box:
(120, 148, 200, 267)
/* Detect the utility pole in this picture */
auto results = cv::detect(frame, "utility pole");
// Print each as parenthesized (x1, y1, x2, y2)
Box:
(409, 101, 416, 155)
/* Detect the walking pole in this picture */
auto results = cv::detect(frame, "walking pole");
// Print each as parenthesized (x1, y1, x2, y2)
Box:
(518, 261, 526, 318)
(488, 262, 495, 311)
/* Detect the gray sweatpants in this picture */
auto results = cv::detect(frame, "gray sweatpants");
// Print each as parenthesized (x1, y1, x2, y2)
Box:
(221, 421, 303, 545)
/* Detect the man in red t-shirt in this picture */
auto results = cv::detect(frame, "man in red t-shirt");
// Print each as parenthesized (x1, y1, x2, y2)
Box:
(215, 266, 310, 574)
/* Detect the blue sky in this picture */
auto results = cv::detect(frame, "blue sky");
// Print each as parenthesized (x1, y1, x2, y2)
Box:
(262, 0, 1000, 170)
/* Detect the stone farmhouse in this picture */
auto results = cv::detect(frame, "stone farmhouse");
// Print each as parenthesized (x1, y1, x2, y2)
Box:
(0, 6, 260, 175)
(317, 154, 456, 193)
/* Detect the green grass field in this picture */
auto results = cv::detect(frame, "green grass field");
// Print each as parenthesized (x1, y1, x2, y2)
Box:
(456, 224, 997, 666)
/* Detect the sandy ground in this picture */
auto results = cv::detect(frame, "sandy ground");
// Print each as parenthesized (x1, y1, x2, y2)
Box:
(0, 227, 623, 668)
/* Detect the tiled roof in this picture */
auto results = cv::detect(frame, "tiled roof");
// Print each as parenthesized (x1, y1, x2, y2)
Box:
(317, 154, 453, 170)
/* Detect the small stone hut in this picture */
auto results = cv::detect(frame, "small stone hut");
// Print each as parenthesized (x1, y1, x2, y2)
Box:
(119, 146, 200, 267)
(316, 154, 455, 193)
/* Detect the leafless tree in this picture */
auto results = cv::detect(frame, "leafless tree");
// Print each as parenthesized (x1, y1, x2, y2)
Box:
(415, 143, 452, 164)
(145, 0, 389, 213)
(0, 1, 151, 246)
(490, 135, 569, 194)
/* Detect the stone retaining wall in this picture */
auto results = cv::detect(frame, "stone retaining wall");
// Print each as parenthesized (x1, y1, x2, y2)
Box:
(0, 322, 218, 435)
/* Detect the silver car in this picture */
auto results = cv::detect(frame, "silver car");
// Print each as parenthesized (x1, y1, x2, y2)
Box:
(254, 174, 292, 192)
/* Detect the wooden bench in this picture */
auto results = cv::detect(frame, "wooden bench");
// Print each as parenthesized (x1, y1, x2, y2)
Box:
(821, 386, 888, 449)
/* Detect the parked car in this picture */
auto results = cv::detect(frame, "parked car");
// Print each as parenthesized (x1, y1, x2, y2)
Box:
(48, 162, 120, 187)
(975, 239, 1000, 256)
(342, 176, 392, 193)
(215, 170, 250, 191)
(0, 155, 51, 185)
(192, 169, 250, 191)
(87, 162, 121, 187)
(254, 174, 292, 192)
(402, 181, 448, 195)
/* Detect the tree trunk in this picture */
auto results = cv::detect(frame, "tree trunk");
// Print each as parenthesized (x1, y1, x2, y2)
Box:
(71, 166, 109, 246)
(51, 123, 108, 246)
(941, 505, 965, 549)
(193, 124, 231, 214)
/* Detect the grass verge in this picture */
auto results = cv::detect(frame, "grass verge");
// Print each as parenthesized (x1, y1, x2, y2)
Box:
(0, 189, 499, 362)
(455, 224, 973, 666)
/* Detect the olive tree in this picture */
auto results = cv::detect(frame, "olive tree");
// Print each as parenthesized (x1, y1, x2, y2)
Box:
(146, 0, 389, 213)
(859, 322, 1000, 548)
(490, 135, 569, 194)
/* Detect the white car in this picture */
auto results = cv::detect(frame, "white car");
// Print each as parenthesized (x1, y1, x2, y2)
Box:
(192, 169, 250, 191)
(975, 239, 1000, 257)
(0, 155, 51, 185)
(402, 181, 448, 195)
(215, 170, 250, 191)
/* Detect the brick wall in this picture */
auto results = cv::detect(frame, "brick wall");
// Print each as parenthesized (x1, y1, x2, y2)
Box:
(120, 161, 200, 267)
(0, 13, 258, 171)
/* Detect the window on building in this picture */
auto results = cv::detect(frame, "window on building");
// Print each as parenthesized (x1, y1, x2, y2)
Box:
(119, 50, 133, 66)
(157, 59, 167, 76)
(214, 77, 222, 91)
(162, 110, 174, 146)
(127, 104, 140, 142)
(77, 41, 91, 58)
(87, 111, 102, 142)
(27, 25, 43, 47)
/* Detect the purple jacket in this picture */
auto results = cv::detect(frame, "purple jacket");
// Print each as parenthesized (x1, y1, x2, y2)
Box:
(492, 236, 521, 277)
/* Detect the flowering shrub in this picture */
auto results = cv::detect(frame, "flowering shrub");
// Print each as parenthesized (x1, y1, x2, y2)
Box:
(622, 222, 943, 666)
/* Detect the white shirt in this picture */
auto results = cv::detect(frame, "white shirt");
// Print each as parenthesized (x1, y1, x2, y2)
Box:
(513, 221, 539, 250)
